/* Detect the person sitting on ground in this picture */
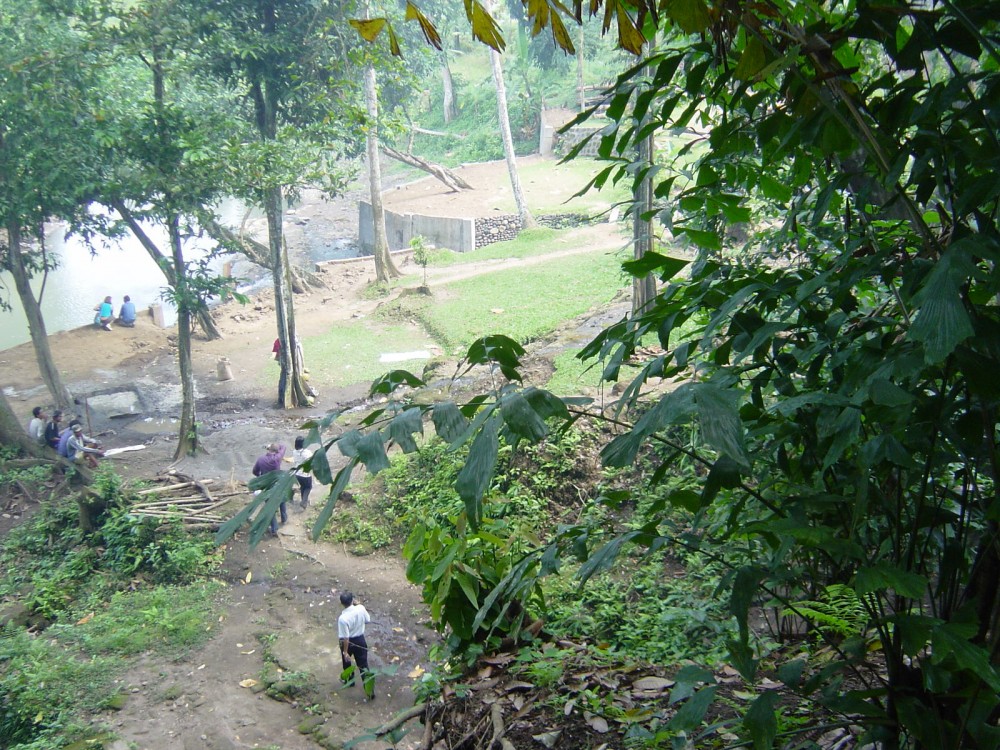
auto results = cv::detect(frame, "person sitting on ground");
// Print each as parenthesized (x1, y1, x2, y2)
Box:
(293, 436, 314, 509)
(94, 296, 114, 331)
(44, 410, 63, 450)
(27, 406, 47, 444)
(252, 443, 288, 536)
(65, 423, 103, 468)
(56, 418, 79, 457)
(117, 295, 136, 327)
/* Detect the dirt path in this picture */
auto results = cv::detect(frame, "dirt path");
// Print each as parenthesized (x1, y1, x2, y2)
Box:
(107, 493, 434, 750)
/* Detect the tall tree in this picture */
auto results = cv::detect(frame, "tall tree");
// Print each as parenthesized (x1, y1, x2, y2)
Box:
(486, 1, 534, 229)
(94, 0, 240, 457)
(0, 0, 103, 408)
(201, 0, 358, 408)
(364, 62, 401, 283)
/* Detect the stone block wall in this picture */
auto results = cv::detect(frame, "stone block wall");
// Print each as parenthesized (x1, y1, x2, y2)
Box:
(473, 214, 520, 248)
(554, 125, 604, 158)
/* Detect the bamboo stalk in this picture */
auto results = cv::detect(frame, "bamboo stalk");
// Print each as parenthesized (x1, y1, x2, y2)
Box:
(136, 479, 214, 496)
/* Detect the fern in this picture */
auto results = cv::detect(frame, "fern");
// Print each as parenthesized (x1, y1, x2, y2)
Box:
(785, 584, 869, 638)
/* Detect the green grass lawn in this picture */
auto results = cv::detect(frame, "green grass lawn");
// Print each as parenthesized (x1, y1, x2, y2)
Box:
(422, 226, 627, 267)
(296, 321, 438, 389)
(389, 244, 627, 353)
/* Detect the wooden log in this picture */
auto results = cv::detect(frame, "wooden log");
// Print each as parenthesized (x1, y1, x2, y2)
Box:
(136, 479, 214, 495)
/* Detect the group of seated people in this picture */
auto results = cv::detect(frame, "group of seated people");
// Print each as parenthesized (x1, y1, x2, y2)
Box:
(27, 407, 104, 468)
(94, 295, 137, 331)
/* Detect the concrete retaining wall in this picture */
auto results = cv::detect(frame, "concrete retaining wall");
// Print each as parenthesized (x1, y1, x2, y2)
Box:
(359, 201, 476, 253)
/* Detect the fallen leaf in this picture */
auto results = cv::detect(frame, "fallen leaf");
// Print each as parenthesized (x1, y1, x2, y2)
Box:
(563, 699, 576, 716)
(504, 681, 535, 693)
(240, 650, 255, 655)
(532, 730, 561, 748)
(511, 695, 524, 711)
(244, 571, 252, 584)
(76, 612, 95, 625)
(408, 666, 425, 678)
(491, 308, 505, 314)
(391, 656, 400, 662)
(393, 627, 404, 633)
(632, 676, 675, 692)
(197, 664, 206, 670)
(760, 678, 782, 689)
(585, 713, 609, 733)
(239, 679, 258, 688)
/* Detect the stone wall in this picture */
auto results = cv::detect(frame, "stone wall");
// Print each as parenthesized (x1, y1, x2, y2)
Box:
(473, 214, 520, 248)
(554, 125, 604, 158)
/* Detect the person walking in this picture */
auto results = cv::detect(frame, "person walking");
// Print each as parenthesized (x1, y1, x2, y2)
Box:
(252, 443, 287, 536)
(292, 436, 313, 509)
(338, 591, 374, 700)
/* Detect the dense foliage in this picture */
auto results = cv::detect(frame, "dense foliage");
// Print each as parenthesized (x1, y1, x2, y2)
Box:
(220, 1, 1000, 746)
(0, 466, 222, 747)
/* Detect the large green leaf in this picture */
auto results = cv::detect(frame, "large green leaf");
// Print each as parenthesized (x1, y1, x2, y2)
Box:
(312, 459, 359, 541)
(931, 623, 1000, 691)
(909, 251, 976, 363)
(695, 383, 751, 467)
(855, 566, 926, 600)
(666, 0, 711, 34)
(464, 334, 526, 382)
(455, 413, 501, 527)
(621, 251, 689, 279)
(500, 392, 548, 441)
(432, 401, 469, 444)
(744, 691, 779, 750)
(601, 384, 697, 467)
(355, 432, 390, 474)
(369, 369, 424, 395)
(387, 407, 423, 453)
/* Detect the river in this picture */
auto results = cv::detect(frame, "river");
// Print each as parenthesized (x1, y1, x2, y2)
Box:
(0, 196, 363, 351)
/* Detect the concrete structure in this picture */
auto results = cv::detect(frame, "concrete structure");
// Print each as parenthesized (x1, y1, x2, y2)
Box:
(358, 200, 476, 253)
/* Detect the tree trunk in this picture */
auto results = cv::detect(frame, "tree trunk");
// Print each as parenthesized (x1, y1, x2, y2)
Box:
(4, 220, 73, 408)
(0, 390, 49, 458)
(202, 217, 324, 294)
(365, 63, 400, 283)
(111, 199, 223, 340)
(167, 213, 201, 459)
(576, 24, 586, 112)
(487, 11, 534, 231)
(441, 50, 458, 123)
(632, 58, 656, 315)
(380, 145, 472, 191)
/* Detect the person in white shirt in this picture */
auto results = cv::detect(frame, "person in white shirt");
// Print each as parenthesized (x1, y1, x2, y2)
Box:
(337, 591, 373, 699)
(27, 406, 47, 443)
(292, 436, 314, 508)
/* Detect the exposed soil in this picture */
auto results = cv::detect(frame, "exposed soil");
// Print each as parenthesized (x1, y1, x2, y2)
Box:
(0, 157, 633, 749)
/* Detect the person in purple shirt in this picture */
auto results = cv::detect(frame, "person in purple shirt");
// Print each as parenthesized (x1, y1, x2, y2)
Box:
(252, 443, 287, 536)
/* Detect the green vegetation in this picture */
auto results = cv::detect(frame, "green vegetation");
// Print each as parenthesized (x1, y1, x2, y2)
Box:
(0, 466, 223, 748)
(297, 323, 436, 389)
(383, 245, 625, 352)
